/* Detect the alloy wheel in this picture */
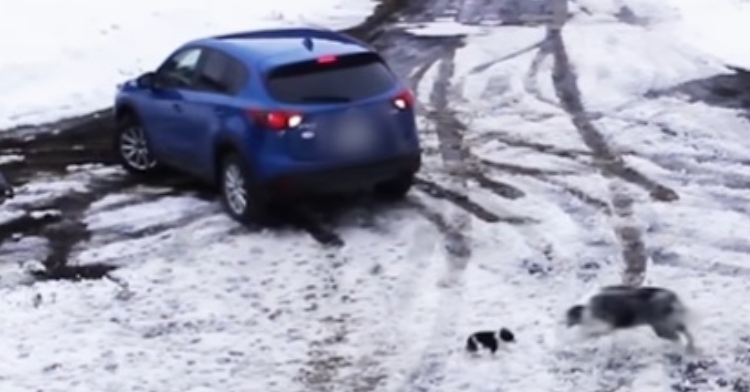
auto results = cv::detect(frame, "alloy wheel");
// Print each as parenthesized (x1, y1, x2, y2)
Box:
(120, 125, 157, 171)
(223, 163, 248, 215)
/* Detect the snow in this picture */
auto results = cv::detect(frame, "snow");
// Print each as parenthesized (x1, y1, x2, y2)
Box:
(3, 0, 750, 390)
(404, 20, 485, 37)
(0, 182, 445, 391)
(572, 0, 750, 68)
(658, 0, 750, 68)
(0, 0, 376, 129)
(409, 0, 750, 389)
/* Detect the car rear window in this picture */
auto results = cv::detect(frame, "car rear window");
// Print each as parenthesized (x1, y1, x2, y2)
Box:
(265, 52, 396, 104)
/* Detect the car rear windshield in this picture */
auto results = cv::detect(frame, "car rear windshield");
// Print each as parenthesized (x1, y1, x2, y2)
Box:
(265, 52, 396, 104)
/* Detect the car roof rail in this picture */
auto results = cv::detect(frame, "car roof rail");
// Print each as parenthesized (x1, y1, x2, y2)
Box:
(213, 27, 362, 45)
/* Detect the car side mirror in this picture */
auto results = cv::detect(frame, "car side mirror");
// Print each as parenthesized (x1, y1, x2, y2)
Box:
(135, 72, 157, 89)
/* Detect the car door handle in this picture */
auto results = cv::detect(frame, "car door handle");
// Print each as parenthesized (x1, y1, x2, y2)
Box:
(172, 103, 183, 113)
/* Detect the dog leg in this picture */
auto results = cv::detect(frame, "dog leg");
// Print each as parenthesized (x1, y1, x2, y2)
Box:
(677, 324, 697, 353)
(489, 341, 499, 356)
(580, 320, 613, 340)
(652, 324, 681, 344)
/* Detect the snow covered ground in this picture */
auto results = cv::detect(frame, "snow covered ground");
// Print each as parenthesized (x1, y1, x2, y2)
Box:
(572, 0, 750, 68)
(3, 0, 750, 391)
(0, 0, 375, 129)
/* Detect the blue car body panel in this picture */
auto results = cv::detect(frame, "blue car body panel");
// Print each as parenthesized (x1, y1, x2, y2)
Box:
(114, 27, 421, 192)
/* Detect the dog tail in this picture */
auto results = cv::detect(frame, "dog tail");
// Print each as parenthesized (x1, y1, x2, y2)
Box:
(663, 293, 700, 330)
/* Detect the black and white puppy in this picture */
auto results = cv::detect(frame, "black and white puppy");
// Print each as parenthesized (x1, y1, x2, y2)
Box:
(566, 285, 695, 351)
(466, 327, 515, 355)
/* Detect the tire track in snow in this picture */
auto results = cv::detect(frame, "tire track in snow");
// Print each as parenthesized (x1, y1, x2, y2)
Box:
(388, 39, 529, 223)
(279, 204, 345, 247)
(341, 216, 442, 392)
(414, 177, 528, 223)
(297, 241, 356, 391)
(379, 27, 528, 219)
(390, 43, 474, 392)
(298, 203, 468, 392)
(639, 153, 750, 192)
(609, 181, 648, 286)
(392, 199, 470, 392)
(547, 26, 670, 288)
(309, 15, 525, 389)
(418, 49, 529, 218)
(479, 155, 612, 213)
(524, 38, 560, 109)
(412, 16, 603, 285)
(541, 7, 749, 392)
(543, 9, 653, 391)
(547, 28, 678, 201)
(333, 17, 537, 388)
(472, 131, 593, 160)
(467, 40, 546, 76)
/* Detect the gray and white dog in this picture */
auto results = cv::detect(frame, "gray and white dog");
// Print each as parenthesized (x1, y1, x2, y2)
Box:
(566, 285, 695, 351)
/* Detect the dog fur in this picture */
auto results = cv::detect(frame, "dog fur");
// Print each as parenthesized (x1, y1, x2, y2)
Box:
(466, 327, 515, 354)
(566, 285, 695, 351)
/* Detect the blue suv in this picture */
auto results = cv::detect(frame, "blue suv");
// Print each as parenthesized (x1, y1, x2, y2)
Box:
(113, 27, 421, 223)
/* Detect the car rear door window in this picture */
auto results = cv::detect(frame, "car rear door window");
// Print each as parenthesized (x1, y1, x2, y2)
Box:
(223, 59, 248, 94)
(197, 50, 247, 95)
(265, 52, 396, 104)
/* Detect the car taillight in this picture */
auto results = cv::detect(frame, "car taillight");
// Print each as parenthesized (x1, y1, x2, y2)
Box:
(247, 109, 303, 131)
(393, 89, 414, 110)
(317, 55, 337, 64)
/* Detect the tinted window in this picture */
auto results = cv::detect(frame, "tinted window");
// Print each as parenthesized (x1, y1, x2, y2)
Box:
(198, 50, 228, 91)
(157, 47, 203, 88)
(265, 53, 396, 103)
(196, 50, 247, 95)
(224, 60, 248, 94)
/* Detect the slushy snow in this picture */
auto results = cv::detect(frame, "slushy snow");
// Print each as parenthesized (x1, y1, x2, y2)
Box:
(2, 0, 750, 391)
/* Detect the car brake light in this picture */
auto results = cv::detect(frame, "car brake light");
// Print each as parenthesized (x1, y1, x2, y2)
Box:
(247, 109, 303, 131)
(317, 55, 337, 64)
(393, 89, 414, 110)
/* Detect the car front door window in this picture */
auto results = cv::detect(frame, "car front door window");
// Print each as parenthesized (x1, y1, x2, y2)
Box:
(159, 48, 202, 88)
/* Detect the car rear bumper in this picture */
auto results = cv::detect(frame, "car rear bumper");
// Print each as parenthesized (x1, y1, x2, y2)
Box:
(264, 153, 421, 196)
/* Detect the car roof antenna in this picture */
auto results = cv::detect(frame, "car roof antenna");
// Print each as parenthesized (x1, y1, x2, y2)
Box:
(303, 36, 314, 51)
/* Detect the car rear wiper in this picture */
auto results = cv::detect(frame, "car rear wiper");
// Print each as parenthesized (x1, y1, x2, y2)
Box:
(298, 95, 352, 103)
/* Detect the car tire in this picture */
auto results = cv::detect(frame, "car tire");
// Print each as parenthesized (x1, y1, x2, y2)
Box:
(373, 172, 415, 201)
(114, 114, 160, 175)
(220, 153, 269, 225)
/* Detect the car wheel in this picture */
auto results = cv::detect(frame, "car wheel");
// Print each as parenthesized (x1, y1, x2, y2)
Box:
(114, 114, 159, 175)
(220, 154, 268, 225)
(373, 172, 415, 201)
